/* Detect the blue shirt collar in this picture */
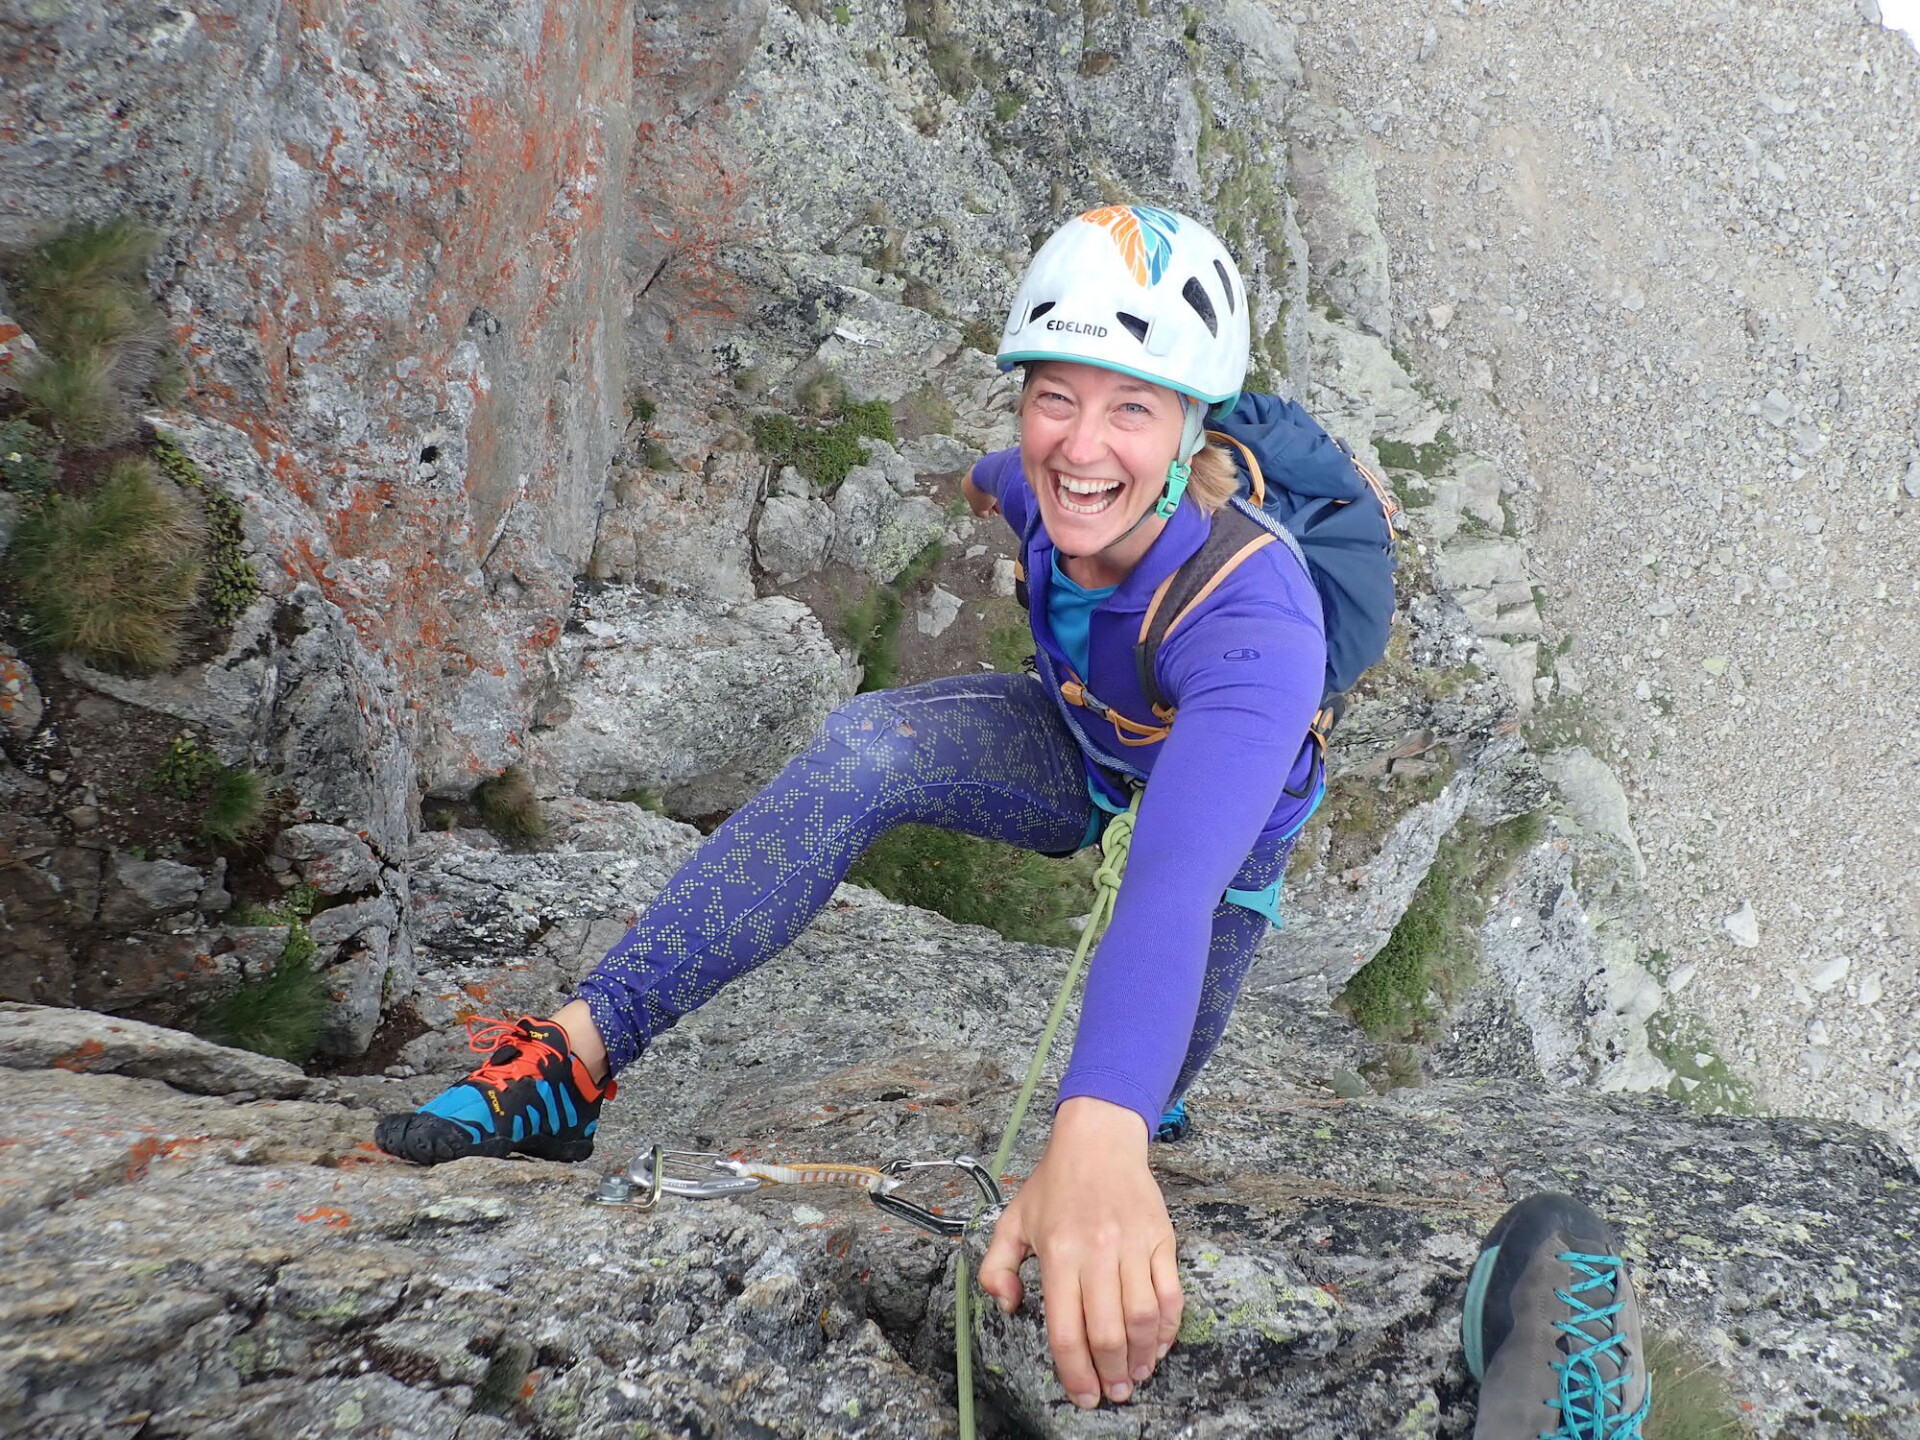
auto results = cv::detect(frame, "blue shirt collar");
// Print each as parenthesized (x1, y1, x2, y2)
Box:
(1029, 495, 1210, 615)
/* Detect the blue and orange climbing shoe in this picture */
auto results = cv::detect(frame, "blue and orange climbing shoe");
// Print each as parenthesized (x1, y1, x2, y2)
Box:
(1462, 1192, 1651, 1439)
(374, 1016, 615, 1166)
(1153, 1098, 1192, 1144)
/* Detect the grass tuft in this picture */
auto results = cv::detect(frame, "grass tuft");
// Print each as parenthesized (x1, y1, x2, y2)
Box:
(8, 218, 169, 445)
(840, 539, 944, 692)
(198, 883, 326, 1064)
(1643, 1329, 1754, 1439)
(193, 948, 327, 1063)
(203, 766, 268, 846)
(150, 732, 271, 850)
(1338, 809, 1544, 1045)
(903, 0, 979, 97)
(960, 318, 1002, 355)
(16, 349, 126, 448)
(14, 217, 156, 315)
(985, 609, 1034, 675)
(474, 765, 546, 843)
(9, 455, 203, 671)
(848, 824, 1095, 946)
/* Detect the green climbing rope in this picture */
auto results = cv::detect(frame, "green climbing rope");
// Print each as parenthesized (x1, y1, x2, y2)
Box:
(955, 791, 1142, 1440)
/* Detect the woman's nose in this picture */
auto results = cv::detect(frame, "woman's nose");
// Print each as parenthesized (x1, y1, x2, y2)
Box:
(1060, 411, 1109, 464)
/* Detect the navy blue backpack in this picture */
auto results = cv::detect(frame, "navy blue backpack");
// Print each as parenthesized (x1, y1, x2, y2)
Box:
(1123, 392, 1401, 782)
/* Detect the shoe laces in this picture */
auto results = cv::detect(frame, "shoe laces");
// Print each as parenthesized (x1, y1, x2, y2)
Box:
(1544, 1251, 1651, 1440)
(464, 1015, 566, 1087)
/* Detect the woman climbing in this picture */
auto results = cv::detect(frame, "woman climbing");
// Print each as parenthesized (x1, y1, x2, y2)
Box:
(377, 206, 1335, 1412)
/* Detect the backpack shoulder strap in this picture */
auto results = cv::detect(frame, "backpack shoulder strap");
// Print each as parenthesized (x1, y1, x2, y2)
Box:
(1133, 502, 1278, 713)
(1206, 428, 1265, 506)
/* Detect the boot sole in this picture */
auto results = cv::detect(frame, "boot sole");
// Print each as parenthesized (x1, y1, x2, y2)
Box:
(375, 1112, 596, 1167)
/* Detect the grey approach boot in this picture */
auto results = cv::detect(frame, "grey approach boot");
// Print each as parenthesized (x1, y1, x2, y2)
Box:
(1462, 1193, 1651, 1439)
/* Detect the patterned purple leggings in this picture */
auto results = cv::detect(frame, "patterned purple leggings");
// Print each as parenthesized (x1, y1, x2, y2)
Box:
(576, 672, 1288, 1104)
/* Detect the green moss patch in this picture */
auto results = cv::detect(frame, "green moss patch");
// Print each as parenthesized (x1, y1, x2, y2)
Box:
(751, 400, 895, 492)
(1373, 431, 1460, 479)
(1646, 1004, 1758, 1117)
(1337, 810, 1544, 1048)
(848, 824, 1095, 947)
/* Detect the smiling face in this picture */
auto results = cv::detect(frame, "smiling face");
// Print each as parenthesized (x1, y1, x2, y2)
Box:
(1018, 362, 1185, 585)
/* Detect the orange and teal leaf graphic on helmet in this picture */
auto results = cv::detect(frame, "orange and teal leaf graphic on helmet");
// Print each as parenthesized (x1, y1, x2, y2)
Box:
(1080, 205, 1181, 287)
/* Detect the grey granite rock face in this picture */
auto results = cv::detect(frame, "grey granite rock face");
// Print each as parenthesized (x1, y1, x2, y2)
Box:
(754, 491, 836, 583)
(829, 459, 949, 584)
(2, 863, 1915, 1437)
(0, 1003, 319, 1103)
(591, 451, 761, 599)
(525, 588, 857, 815)
(1, 1, 630, 794)
(1288, 94, 1393, 337)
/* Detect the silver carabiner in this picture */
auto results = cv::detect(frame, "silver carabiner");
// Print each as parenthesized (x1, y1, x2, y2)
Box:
(869, 1154, 1004, 1238)
(593, 1144, 765, 1209)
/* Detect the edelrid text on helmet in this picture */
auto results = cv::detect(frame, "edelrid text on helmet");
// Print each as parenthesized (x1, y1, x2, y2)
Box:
(998, 205, 1251, 409)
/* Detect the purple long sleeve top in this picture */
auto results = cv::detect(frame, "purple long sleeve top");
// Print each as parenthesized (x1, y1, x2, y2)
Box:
(971, 447, 1328, 1131)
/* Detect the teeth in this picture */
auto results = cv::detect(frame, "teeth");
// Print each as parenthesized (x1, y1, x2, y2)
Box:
(1053, 473, 1122, 516)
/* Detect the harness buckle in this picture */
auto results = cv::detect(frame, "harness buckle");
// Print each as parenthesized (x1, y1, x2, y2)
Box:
(1059, 678, 1110, 720)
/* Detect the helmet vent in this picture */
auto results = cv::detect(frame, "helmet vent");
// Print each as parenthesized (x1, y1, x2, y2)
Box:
(1026, 301, 1056, 324)
(1115, 312, 1150, 343)
(1180, 277, 1218, 337)
(1213, 259, 1236, 314)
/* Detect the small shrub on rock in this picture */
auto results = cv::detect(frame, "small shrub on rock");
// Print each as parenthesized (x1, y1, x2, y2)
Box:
(10, 455, 203, 671)
(7, 218, 168, 446)
(474, 765, 546, 843)
(751, 399, 896, 491)
(153, 435, 260, 626)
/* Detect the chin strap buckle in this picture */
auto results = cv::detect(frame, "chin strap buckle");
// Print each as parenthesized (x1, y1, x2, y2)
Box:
(1155, 459, 1191, 518)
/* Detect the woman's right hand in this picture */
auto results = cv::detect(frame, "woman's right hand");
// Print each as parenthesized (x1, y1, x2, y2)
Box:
(977, 1098, 1183, 1408)
(961, 469, 1000, 518)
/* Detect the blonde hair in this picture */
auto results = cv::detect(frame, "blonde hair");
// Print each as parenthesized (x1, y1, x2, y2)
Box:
(1015, 370, 1241, 515)
(1184, 439, 1239, 515)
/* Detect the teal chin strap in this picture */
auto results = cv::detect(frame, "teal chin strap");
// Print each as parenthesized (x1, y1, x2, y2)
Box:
(1155, 396, 1209, 518)
(1155, 459, 1191, 518)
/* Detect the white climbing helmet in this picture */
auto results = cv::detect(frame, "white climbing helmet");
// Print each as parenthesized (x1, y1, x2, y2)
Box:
(998, 205, 1251, 408)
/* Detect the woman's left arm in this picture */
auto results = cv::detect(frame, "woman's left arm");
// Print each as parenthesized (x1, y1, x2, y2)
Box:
(1060, 589, 1323, 1125)
(980, 585, 1324, 1407)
